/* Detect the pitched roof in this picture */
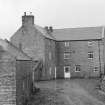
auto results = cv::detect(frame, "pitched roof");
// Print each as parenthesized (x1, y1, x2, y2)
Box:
(35, 25, 56, 40)
(52, 26, 103, 41)
(0, 39, 31, 60)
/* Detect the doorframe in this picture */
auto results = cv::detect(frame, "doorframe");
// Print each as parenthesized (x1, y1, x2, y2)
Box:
(64, 66, 71, 78)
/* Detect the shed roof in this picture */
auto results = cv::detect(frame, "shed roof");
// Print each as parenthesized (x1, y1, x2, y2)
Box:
(53, 26, 103, 41)
(0, 39, 31, 60)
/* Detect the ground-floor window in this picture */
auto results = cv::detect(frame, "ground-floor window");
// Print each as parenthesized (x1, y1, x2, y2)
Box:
(75, 65, 81, 72)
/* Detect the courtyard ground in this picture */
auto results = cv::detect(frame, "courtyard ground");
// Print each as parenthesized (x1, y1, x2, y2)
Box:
(29, 79, 105, 105)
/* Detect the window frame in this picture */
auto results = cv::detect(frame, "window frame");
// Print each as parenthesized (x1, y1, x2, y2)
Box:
(65, 42, 69, 47)
(88, 41, 93, 46)
(93, 67, 99, 72)
(75, 65, 81, 72)
(64, 53, 70, 59)
(88, 51, 94, 59)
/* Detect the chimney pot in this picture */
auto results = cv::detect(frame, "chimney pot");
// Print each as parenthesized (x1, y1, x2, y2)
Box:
(24, 12, 26, 16)
(22, 12, 34, 27)
(49, 26, 53, 32)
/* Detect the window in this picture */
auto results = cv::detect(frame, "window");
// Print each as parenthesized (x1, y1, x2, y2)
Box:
(64, 53, 70, 59)
(75, 65, 81, 72)
(88, 41, 93, 46)
(65, 42, 69, 47)
(88, 52, 93, 59)
(64, 66, 70, 73)
(94, 67, 98, 72)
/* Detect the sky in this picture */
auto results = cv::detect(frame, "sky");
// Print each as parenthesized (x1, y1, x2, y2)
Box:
(0, 0, 105, 39)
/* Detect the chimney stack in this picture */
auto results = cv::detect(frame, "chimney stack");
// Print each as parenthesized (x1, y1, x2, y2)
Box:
(45, 26, 53, 33)
(22, 12, 34, 27)
(49, 26, 53, 32)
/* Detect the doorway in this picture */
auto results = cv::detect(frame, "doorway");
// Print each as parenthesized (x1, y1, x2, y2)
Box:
(64, 66, 71, 78)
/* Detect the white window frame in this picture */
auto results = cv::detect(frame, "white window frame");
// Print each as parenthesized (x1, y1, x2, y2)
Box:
(64, 53, 70, 59)
(88, 51, 94, 59)
(75, 65, 81, 72)
(65, 42, 69, 47)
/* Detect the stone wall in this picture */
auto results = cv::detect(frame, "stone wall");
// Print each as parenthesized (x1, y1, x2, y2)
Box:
(44, 38, 57, 80)
(0, 60, 16, 105)
(56, 39, 104, 78)
(101, 76, 105, 92)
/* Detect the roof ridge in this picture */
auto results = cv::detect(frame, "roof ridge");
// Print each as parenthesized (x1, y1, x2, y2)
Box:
(35, 25, 56, 40)
(53, 26, 103, 30)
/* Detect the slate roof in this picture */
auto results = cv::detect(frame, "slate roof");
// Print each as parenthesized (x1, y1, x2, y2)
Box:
(0, 39, 31, 60)
(35, 25, 56, 40)
(53, 26, 103, 41)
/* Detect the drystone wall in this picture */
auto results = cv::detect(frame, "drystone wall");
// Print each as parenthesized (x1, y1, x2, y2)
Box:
(0, 60, 16, 105)
(101, 76, 105, 92)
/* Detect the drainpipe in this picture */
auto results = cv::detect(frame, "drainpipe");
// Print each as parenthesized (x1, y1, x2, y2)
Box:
(102, 26, 105, 75)
(98, 40, 101, 78)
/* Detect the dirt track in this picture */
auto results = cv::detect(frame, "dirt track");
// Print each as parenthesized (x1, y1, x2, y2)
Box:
(36, 79, 105, 105)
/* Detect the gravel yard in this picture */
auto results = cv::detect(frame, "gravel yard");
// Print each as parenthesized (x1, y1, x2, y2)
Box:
(28, 79, 105, 105)
(28, 88, 69, 105)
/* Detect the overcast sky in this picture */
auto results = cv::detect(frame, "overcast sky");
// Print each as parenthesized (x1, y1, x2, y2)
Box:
(0, 0, 105, 39)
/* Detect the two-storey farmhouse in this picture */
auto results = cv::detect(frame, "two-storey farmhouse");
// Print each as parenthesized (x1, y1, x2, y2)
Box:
(10, 12, 104, 80)
(54, 27, 104, 78)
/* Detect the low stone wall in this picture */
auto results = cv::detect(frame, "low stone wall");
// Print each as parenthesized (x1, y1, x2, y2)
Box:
(101, 76, 105, 92)
(0, 60, 16, 105)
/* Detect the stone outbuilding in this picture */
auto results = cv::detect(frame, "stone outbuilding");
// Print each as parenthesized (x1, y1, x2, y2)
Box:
(0, 39, 33, 105)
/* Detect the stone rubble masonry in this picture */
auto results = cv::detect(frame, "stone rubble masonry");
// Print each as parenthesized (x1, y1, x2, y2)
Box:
(101, 76, 105, 92)
(0, 60, 16, 105)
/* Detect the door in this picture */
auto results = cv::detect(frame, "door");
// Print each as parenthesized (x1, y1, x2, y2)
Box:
(64, 66, 71, 78)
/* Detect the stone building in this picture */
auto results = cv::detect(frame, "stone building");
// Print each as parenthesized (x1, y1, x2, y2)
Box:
(11, 12, 57, 80)
(53, 27, 104, 78)
(10, 12, 104, 80)
(0, 39, 33, 105)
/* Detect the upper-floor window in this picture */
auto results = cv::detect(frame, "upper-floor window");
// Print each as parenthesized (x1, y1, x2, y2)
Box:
(88, 41, 93, 46)
(64, 53, 70, 59)
(75, 65, 81, 72)
(65, 42, 69, 47)
(88, 51, 94, 59)
(94, 67, 98, 72)
(64, 52, 70, 59)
